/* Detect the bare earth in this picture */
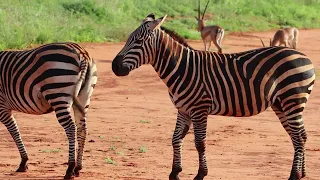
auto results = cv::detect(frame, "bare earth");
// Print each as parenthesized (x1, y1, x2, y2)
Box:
(0, 29, 319, 180)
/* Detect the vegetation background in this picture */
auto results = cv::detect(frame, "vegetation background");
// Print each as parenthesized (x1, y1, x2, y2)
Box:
(0, 0, 320, 50)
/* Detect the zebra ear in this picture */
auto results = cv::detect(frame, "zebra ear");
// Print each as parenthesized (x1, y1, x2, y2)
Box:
(150, 14, 167, 30)
(146, 13, 155, 20)
(142, 13, 155, 23)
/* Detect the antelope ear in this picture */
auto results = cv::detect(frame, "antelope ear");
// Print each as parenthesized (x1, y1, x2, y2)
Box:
(142, 13, 155, 23)
(194, 16, 199, 21)
(150, 14, 167, 30)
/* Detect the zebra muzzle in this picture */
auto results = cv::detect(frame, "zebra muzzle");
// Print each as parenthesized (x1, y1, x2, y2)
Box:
(112, 55, 130, 76)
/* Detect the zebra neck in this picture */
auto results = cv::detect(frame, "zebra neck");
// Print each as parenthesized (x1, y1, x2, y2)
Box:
(152, 31, 190, 88)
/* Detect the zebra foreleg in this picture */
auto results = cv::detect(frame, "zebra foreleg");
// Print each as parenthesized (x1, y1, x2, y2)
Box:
(169, 111, 191, 180)
(192, 113, 208, 180)
(0, 111, 28, 172)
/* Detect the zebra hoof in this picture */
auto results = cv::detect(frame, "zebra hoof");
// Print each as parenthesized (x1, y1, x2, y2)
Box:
(169, 167, 182, 180)
(74, 166, 82, 177)
(64, 173, 74, 180)
(194, 175, 204, 180)
(16, 165, 28, 172)
(288, 171, 302, 180)
(169, 175, 180, 180)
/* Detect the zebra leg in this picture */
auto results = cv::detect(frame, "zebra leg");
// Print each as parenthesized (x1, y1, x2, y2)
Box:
(73, 61, 97, 176)
(0, 110, 28, 172)
(272, 99, 307, 180)
(51, 104, 76, 180)
(192, 113, 208, 180)
(72, 91, 94, 176)
(169, 111, 191, 180)
(287, 109, 307, 180)
(72, 104, 87, 177)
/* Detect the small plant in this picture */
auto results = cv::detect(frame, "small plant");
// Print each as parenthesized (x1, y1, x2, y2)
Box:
(99, 135, 105, 139)
(105, 157, 117, 165)
(139, 146, 148, 153)
(139, 119, 150, 124)
(41, 148, 61, 153)
(116, 151, 124, 156)
(109, 146, 117, 151)
(112, 136, 121, 140)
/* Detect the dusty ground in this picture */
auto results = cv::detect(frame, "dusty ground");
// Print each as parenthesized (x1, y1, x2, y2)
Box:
(0, 29, 319, 180)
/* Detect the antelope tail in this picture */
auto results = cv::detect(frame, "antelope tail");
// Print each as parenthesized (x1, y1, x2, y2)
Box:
(216, 28, 224, 45)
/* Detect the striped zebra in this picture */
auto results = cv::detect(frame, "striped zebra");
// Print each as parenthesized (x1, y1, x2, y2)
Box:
(112, 13, 315, 180)
(0, 42, 97, 179)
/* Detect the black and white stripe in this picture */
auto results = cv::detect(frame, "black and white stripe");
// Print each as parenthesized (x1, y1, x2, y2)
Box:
(0, 42, 97, 180)
(112, 14, 315, 180)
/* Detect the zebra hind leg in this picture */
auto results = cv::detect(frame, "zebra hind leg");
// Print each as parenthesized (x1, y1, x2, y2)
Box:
(50, 103, 76, 180)
(192, 112, 208, 180)
(0, 111, 29, 172)
(72, 90, 95, 176)
(72, 104, 87, 177)
(73, 60, 97, 177)
(271, 98, 307, 180)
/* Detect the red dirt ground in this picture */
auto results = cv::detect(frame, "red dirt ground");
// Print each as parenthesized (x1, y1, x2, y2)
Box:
(0, 29, 319, 180)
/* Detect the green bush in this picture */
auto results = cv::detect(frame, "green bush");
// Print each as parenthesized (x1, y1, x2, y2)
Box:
(0, 0, 319, 50)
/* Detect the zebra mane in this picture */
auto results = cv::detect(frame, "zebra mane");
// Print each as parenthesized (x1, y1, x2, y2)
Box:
(160, 26, 193, 49)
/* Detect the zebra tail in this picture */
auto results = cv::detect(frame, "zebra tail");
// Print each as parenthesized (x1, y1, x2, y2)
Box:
(73, 58, 89, 116)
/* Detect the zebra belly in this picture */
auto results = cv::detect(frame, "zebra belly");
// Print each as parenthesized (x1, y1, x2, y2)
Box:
(7, 88, 53, 115)
(209, 99, 270, 117)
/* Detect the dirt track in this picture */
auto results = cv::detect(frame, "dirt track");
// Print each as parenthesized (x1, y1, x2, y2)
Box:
(0, 29, 319, 180)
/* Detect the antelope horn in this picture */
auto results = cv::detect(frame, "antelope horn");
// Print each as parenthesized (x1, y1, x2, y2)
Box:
(259, 38, 265, 47)
(202, 0, 210, 20)
(198, 0, 201, 19)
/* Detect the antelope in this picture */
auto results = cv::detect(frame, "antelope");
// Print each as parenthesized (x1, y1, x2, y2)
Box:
(195, 0, 224, 53)
(260, 27, 299, 49)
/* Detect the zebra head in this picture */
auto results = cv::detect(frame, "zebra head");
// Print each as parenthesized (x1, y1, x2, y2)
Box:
(112, 13, 167, 76)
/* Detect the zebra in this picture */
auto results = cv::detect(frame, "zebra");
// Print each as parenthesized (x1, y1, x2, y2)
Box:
(112, 13, 315, 180)
(0, 42, 97, 180)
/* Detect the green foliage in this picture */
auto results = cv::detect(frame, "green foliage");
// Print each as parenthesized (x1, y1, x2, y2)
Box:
(109, 145, 117, 151)
(139, 119, 150, 123)
(105, 156, 117, 165)
(0, 0, 320, 49)
(139, 146, 148, 153)
(116, 151, 124, 155)
(62, 0, 107, 22)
